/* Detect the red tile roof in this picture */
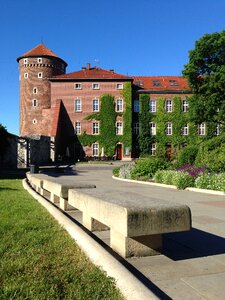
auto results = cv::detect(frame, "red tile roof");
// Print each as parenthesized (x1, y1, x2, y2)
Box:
(17, 43, 67, 65)
(133, 76, 189, 91)
(51, 66, 132, 80)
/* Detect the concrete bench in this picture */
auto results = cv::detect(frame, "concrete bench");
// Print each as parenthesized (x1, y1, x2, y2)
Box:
(68, 188, 191, 258)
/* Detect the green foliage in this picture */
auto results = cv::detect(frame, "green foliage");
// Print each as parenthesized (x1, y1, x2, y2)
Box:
(0, 124, 10, 163)
(195, 173, 225, 191)
(118, 162, 136, 179)
(130, 157, 168, 180)
(153, 170, 175, 185)
(183, 30, 225, 125)
(121, 82, 132, 155)
(112, 167, 120, 177)
(177, 145, 198, 166)
(195, 133, 225, 172)
(139, 94, 150, 155)
(153, 170, 195, 189)
(0, 180, 123, 299)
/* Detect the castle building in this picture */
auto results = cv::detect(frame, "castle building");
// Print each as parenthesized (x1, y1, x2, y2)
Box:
(17, 44, 192, 165)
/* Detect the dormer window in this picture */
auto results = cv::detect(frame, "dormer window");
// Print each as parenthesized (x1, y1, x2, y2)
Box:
(37, 58, 42, 63)
(152, 80, 161, 86)
(169, 80, 178, 86)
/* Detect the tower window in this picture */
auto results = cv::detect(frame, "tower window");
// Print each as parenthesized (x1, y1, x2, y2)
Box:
(37, 58, 42, 63)
(24, 58, 28, 64)
(32, 99, 38, 107)
(24, 73, 28, 79)
(32, 119, 37, 124)
(33, 87, 38, 94)
(38, 72, 43, 78)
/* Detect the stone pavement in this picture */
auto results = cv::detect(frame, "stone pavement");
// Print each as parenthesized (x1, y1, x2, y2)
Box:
(39, 163, 225, 299)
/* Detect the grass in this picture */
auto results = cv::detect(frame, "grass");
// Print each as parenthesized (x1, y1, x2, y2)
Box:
(0, 179, 123, 300)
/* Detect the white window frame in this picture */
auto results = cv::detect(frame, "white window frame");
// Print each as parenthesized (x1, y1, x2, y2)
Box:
(150, 143, 156, 156)
(38, 72, 43, 78)
(74, 98, 82, 112)
(92, 98, 99, 112)
(93, 122, 99, 135)
(116, 122, 123, 135)
(75, 122, 81, 135)
(215, 124, 221, 136)
(133, 122, 139, 135)
(92, 83, 100, 90)
(150, 99, 156, 112)
(32, 119, 37, 124)
(116, 98, 123, 112)
(116, 83, 123, 89)
(24, 73, 28, 79)
(165, 99, 172, 112)
(33, 87, 38, 94)
(74, 83, 82, 89)
(32, 99, 38, 107)
(37, 58, 42, 63)
(198, 123, 206, 136)
(133, 100, 139, 112)
(181, 124, 189, 135)
(93, 143, 99, 156)
(24, 58, 28, 64)
(166, 122, 173, 135)
(182, 99, 188, 112)
(150, 122, 156, 135)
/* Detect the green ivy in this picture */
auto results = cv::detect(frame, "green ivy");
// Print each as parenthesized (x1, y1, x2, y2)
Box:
(139, 94, 150, 155)
(121, 82, 132, 155)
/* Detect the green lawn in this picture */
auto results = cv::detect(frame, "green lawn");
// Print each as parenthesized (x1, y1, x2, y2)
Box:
(0, 179, 123, 300)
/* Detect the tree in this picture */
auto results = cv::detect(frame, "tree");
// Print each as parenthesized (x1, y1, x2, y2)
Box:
(183, 31, 225, 127)
(0, 124, 10, 167)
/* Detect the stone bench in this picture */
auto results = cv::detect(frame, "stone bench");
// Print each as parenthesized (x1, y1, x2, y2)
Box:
(68, 188, 191, 258)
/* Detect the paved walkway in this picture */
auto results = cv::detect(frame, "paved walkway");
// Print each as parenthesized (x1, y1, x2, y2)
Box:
(39, 163, 225, 299)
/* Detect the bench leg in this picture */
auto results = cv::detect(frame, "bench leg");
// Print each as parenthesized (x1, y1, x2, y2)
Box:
(50, 193, 59, 204)
(110, 229, 162, 258)
(83, 213, 109, 231)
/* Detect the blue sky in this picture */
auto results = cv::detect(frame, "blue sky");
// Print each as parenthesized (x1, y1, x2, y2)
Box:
(1, 0, 225, 135)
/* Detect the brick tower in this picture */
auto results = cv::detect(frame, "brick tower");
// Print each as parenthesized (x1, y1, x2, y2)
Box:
(17, 44, 67, 137)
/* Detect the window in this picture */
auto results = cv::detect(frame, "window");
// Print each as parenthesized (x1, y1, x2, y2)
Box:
(215, 124, 221, 136)
(169, 80, 178, 86)
(24, 58, 28, 64)
(181, 124, 189, 135)
(92, 98, 99, 112)
(93, 122, 99, 134)
(32, 99, 38, 107)
(92, 83, 100, 89)
(150, 143, 156, 156)
(75, 122, 81, 135)
(198, 123, 206, 136)
(24, 73, 28, 79)
(166, 122, 172, 135)
(74, 83, 82, 89)
(116, 122, 123, 135)
(165, 99, 172, 112)
(33, 87, 38, 94)
(116, 83, 123, 89)
(93, 143, 99, 156)
(150, 99, 156, 112)
(38, 72, 43, 78)
(133, 100, 139, 112)
(150, 122, 156, 135)
(32, 119, 37, 124)
(152, 80, 161, 86)
(116, 98, 123, 112)
(133, 122, 139, 135)
(74, 98, 82, 112)
(182, 99, 188, 112)
(37, 58, 42, 63)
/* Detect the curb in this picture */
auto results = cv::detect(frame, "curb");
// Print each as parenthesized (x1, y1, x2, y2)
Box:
(22, 179, 160, 300)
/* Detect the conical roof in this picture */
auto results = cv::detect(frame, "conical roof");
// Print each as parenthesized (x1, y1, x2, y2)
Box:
(17, 43, 67, 66)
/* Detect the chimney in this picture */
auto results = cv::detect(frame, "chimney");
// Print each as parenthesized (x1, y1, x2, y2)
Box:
(86, 63, 90, 70)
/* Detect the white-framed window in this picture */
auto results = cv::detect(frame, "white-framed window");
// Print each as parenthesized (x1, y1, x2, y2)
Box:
(32, 119, 37, 124)
(93, 122, 99, 134)
(93, 143, 99, 156)
(133, 122, 139, 135)
(215, 124, 221, 136)
(75, 122, 81, 135)
(33, 87, 38, 94)
(92, 83, 100, 89)
(74, 98, 82, 112)
(32, 99, 38, 107)
(133, 100, 139, 112)
(92, 98, 99, 112)
(181, 124, 189, 135)
(24, 58, 28, 64)
(38, 72, 43, 78)
(116, 122, 123, 135)
(116, 83, 123, 89)
(166, 122, 172, 135)
(150, 143, 156, 156)
(37, 58, 42, 63)
(182, 99, 188, 112)
(150, 99, 156, 112)
(198, 123, 206, 136)
(74, 83, 82, 89)
(24, 73, 28, 79)
(165, 99, 172, 112)
(150, 122, 156, 135)
(116, 98, 123, 112)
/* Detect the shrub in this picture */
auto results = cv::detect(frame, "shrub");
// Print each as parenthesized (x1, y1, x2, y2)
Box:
(177, 164, 206, 177)
(195, 173, 225, 191)
(130, 157, 168, 180)
(118, 162, 135, 179)
(172, 171, 195, 189)
(112, 167, 120, 177)
(153, 170, 175, 185)
(177, 145, 198, 166)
